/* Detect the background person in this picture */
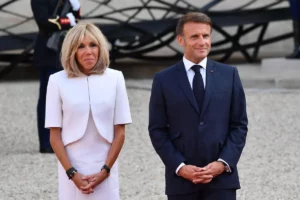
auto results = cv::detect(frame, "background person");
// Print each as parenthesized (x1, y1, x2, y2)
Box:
(287, 0, 300, 59)
(31, 0, 80, 153)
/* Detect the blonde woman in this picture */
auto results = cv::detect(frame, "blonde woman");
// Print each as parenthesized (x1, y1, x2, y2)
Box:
(45, 23, 132, 200)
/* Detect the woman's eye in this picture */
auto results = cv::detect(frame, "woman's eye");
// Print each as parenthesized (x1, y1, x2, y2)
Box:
(90, 43, 97, 47)
(78, 45, 84, 49)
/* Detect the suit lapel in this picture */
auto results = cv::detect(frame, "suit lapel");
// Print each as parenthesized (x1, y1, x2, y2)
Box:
(201, 59, 215, 117)
(176, 61, 200, 114)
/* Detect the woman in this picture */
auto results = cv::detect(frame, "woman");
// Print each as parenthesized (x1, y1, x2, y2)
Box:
(45, 23, 132, 199)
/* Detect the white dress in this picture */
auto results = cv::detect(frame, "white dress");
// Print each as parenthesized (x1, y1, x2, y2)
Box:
(58, 110, 119, 200)
(44, 69, 132, 200)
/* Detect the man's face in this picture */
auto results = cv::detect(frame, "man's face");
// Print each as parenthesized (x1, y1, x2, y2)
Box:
(177, 22, 211, 63)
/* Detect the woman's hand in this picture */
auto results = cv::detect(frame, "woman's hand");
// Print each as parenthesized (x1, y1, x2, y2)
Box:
(80, 170, 109, 192)
(72, 172, 94, 194)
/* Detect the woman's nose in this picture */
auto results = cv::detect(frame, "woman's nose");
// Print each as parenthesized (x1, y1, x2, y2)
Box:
(85, 47, 92, 54)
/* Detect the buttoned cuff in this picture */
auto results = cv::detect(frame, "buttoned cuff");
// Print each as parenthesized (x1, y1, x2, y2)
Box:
(175, 163, 185, 175)
(218, 158, 232, 173)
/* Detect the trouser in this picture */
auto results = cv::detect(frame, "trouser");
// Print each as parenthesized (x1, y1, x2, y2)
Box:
(37, 66, 60, 149)
(168, 189, 236, 200)
(289, 0, 300, 20)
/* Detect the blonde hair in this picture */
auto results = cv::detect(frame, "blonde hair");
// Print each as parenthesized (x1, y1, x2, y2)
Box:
(61, 23, 110, 77)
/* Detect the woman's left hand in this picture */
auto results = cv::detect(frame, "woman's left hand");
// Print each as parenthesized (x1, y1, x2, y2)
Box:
(80, 170, 109, 192)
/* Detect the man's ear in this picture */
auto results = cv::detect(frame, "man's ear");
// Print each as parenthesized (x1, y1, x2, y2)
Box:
(177, 35, 185, 47)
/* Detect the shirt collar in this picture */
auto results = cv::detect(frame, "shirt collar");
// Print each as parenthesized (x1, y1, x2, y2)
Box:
(183, 56, 207, 72)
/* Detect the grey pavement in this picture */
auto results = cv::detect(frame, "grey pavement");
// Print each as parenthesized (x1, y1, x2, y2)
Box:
(0, 80, 300, 200)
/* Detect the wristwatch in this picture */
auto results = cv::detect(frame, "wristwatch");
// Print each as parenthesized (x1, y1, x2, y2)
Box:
(66, 167, 78, 180)
(101, 164, 111, 175)
(219, 161, 231, 173)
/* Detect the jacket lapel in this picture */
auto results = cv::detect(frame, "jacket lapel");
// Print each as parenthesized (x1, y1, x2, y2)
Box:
(176, 61, 200, 114)
(201, 59, 215, 117)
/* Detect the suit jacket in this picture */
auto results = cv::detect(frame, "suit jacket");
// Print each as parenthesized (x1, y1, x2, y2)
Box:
(148, 59, 248, 195)
(45, 69, 132, 145)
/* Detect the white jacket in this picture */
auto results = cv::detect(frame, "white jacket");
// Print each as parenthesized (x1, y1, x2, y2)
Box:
(45, 68, 132, 146)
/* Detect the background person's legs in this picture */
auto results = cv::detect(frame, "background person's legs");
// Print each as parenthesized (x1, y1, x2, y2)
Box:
(37, 66, 60, 153)
(287, 0, 300, 59)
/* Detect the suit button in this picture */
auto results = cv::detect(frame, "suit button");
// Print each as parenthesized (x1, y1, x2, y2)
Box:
(200, 122, 204, 126)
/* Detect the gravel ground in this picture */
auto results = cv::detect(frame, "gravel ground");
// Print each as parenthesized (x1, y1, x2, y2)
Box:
(0, 81, 300, 200)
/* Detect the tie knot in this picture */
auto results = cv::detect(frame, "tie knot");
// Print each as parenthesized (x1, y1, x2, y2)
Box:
(191, 65, 202, 73)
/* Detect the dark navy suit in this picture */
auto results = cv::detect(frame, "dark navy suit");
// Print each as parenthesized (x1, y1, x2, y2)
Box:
(148, 59, 248, 199)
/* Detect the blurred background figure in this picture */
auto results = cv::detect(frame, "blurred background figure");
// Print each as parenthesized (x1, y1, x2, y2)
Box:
(287, 0, 300, 59)
(31, 0, 81, 153)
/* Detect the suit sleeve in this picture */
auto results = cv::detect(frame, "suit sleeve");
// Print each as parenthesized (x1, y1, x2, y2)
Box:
(148, 73, 186, 173)
(45, 75, 62, 128)
(113, 72, 132, 125)
(31, 0, 72, 32)
(219, 67, 248, 169)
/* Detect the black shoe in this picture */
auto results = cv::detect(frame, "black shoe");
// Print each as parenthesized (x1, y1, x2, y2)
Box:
(286, 20, 300, 59)
(40, 147, 54, 153)
(286, 46, 300, 59)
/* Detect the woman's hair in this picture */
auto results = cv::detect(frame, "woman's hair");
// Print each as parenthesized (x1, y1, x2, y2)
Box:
(61, 23, 110, 77)
(176, 12, 212, 36)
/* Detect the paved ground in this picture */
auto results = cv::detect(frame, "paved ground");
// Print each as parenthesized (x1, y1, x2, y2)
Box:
(0, 80, 300, 200)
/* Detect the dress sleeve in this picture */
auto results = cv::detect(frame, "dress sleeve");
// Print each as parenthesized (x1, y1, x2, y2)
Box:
(45, 75, 62, 128)
(113, 72, 132, 125)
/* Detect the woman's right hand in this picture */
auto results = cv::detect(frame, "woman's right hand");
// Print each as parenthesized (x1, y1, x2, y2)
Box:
(72, 172, 94, 194)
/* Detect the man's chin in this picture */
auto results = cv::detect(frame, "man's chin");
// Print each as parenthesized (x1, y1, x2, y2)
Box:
(193, 54, 207, 61)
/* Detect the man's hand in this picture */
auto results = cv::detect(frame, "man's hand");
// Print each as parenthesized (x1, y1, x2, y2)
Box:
(192, 161, 225, 184)
(177, 165, 213, 184)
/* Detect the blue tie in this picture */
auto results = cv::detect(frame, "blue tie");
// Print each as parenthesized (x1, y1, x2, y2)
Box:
(191, 65, 205, 113)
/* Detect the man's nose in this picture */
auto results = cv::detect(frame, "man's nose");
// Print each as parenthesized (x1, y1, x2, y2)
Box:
(197, 36, 205, 45)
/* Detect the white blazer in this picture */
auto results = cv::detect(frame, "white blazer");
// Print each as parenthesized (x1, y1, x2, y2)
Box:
(45, 68, 132, 146)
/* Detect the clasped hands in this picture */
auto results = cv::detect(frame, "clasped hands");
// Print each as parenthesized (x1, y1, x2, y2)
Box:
(177, 161, 225, 184)
(71, 170, 109, 194)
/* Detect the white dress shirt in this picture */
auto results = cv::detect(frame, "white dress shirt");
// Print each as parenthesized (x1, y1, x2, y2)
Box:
(183, 56, 207, 88)
(175, 57, 231, 174)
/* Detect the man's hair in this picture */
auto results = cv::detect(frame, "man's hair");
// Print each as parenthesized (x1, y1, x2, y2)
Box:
(176, 12, 212, 36)
(61, 23, 110, 77)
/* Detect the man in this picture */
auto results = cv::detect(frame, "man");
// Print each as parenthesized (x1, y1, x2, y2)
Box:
(287, 0, 300, 59)
(148, 12, 248, 200)
(31, 0, 80, 153)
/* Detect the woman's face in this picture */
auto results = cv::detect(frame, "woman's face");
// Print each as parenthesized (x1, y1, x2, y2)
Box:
(75, 35, 99, 75)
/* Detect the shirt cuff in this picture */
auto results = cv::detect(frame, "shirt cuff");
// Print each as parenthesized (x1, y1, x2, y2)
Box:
(175, 163, 185, 175)
(66, 13, 76, 26)
(218, 158, 232, 173)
